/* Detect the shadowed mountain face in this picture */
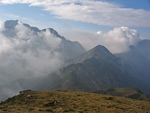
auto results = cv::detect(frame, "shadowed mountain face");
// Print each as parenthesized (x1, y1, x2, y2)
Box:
(136, 40, 150, 61)
(116, 40, 150, 91)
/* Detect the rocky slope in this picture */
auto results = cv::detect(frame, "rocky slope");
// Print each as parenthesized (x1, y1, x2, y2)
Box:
(36, 45, 146, 92)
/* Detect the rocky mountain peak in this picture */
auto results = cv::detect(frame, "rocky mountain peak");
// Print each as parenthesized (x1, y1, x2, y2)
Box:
(4, 20, 20, 29)
(81, 45, 115, 61)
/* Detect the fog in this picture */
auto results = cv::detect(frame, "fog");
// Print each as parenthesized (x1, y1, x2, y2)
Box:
(0, 21, 64, 86)
(62, 26, 140, 53)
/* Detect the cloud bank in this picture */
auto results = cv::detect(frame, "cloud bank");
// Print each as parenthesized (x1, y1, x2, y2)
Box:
(0, 0, 150, 27)
(0, 21, 63, 86)
(62, 27, 140, 53)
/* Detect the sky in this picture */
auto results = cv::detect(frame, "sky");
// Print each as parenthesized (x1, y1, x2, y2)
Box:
(0, 0, 150, 37)
(0, 0, 150, 49)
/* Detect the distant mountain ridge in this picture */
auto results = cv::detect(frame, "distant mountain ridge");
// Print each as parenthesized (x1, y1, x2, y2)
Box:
(3, 20, 86, 60)
(94, 88, 150, 101)
(33, 45, 147, 92)
(116, 39, 150, 92)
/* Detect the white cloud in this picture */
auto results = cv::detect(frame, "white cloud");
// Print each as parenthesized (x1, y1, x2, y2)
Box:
(97, 31, 102, 35)
(0, 21, 4, 31)
(0, 0, 150, 27)
(62, 27, 140, 53)
(0, 21, 63, 85)
(101, 26, 140, 53)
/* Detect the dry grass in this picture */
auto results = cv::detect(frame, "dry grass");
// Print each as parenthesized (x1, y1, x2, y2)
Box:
(0, 90, 150, 113)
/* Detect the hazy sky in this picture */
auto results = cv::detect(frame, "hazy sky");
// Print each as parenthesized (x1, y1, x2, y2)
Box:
(0, 0, 150, 39)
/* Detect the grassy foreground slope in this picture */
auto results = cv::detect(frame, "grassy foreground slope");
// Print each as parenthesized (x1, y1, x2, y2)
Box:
(0, 90, 150, 113)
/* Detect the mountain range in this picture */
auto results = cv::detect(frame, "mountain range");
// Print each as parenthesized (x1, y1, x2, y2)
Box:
(0, 20, 150, 101)
(116, 39, 150, 89)
(32, 44, 149, 93)
(94, 88, 150, 101)
(36, 45, 146, 91)
(3, 20, 86, 60)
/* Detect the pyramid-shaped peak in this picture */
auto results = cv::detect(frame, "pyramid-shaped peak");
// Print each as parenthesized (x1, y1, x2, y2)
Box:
(88, 45, 113, 57)
(92, 45, 109, 52)
(75, 45, 116, 63)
